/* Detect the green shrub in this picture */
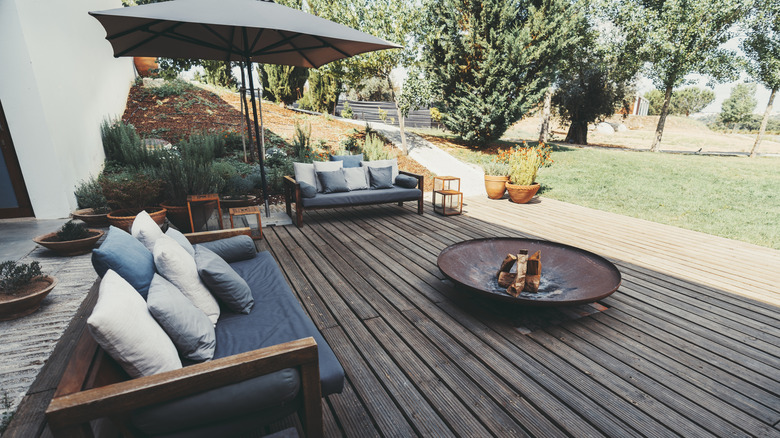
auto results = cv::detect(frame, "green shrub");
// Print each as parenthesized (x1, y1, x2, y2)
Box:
(99, 171, 163, 211)
(143, 78, 194, 98)
(74, 177, 110, 213)
(101, 119, 164, 169)
(482, 160, 510, 177)
(361, 133, 392, 160)
(265, 148, 288, 168)
(292, 122, 313, 162)
(149, 156, 223, 205)
(221, 175, 255, 198)
(0, 260, 43, 294)
(341, 101, 353, 119)
(178, 132, 226, 164)
(56, 220, 90, 241)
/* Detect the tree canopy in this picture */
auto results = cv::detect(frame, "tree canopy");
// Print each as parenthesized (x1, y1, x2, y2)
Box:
(720, 82, 758, 129)
(644, 87, 716, 116)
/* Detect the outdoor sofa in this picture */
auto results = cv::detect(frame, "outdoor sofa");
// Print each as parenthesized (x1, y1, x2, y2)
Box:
(45, 219, 344, 438)
(284, 155, 424, 227)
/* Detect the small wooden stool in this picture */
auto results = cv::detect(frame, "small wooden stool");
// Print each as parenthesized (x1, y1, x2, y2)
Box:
(229, 206, 263, 240)
(187, 194, 223, 232)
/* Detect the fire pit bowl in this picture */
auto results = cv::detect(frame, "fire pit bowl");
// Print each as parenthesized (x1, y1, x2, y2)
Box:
(437, 238, 621, 306)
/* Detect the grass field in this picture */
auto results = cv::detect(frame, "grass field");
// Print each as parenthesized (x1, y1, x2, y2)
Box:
(418, 132, 780, 250)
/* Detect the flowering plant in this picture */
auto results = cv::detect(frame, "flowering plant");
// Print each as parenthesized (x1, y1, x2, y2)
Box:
(504, 142, 553, 186)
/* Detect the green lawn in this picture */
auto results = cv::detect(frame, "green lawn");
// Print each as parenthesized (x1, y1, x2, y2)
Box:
(433, 138, 780, 250)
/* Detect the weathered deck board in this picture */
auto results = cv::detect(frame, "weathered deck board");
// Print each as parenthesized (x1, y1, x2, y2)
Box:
(8, 195, 780, 437)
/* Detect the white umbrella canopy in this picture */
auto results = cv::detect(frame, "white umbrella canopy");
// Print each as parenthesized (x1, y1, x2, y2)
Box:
(90, 0, 400, 215)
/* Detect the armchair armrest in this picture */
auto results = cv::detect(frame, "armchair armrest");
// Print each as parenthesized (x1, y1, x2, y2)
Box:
(398, 170, 424, 214)
(284, 175, 304, 227)
(47, 336, 322, 437)
(184, 227, 251, 244)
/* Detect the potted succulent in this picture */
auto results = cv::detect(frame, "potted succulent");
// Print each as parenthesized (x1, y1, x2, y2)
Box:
(101, 171, 166, 232)
(505, 142, 553, 204)
(482, 159, 511, 200)
(72, 177, 111, 227)
(32, 220, 105, 256)
(0, 260, 57, 321)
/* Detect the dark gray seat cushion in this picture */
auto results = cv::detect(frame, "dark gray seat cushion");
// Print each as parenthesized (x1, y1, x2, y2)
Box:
(302, 185, 422, 208)
(130, 251, 344, 437)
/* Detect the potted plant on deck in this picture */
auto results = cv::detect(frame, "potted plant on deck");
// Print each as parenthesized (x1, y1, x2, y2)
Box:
(101, 171, 166, 232)
(155, 157, 224, 232)
(0, 261, 57, 321)
(482, 159, 511, 200)
(32, 220, 104, 256)
(505, 143, 553, 204)
(72, 177, 111, 227)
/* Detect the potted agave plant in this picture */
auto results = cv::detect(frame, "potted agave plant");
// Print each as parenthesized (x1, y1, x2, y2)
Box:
(0, 260, 57, 321)
(482, 159, 511, 200)
(72, 176, 111, 227)
(33, 220, 104, 256)
(505, 142, 553, 204)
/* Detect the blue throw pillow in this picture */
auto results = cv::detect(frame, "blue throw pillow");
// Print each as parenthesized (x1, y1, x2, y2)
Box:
(299, 181, 317, 198)
(368, 166, 393, 189)
(395, 174, 418, 189)
(330, 153, 363, 168)
(92, 226, 156, 298)
(317, 169, 350, 194)
(194, 246, 254, 314)
(196, 235, 256, 263)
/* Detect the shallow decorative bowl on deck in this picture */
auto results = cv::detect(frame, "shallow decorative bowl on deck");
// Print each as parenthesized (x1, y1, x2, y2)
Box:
(437, 238, 621, 306)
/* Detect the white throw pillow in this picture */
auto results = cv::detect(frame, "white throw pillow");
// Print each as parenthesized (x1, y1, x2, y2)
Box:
(87, 270, 182, 378)
(131, 210, 164, 252)
(153, 234, 220, 325)
(344, 167, 369, 191)
(361, 159, 399, 185)
(312, 161, 343, 192)
(293, 162, 317, 190)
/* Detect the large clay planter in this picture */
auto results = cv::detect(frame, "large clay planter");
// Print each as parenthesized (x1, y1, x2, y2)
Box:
(505, 182, 540, 204)
(107, 207, 167, 232)
(133, 57, 159, 77)
(0, 276, 57, 321)
(219, 195, 258, 209)
(72, 208, 110, 227)
(484, 175, 509, 199)
(160, 202, 191, 233)
(33, 230, 105, 256)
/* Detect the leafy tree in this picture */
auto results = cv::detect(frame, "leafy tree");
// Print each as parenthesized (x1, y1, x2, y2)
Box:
(673, 87, 716, 116)
(298, 68, 342, 114)
(346, 77, 394, 102)
(260, 65, 309, 106)
(644, 89, 666, 115)
(610, 0, 751, 151)
(551, 7, 637, 145)
(742, 0, 780, 157)
(424, 0, 582, 146)
(719, 83, 758, 131)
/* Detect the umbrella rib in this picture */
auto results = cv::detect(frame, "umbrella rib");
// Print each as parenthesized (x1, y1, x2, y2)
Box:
(115, 21, 183, 57)
(106, 19, 165, 41)
(249, 28, 265, 57)
(309, 34, 352, 58)
(198, 23, 240, 53)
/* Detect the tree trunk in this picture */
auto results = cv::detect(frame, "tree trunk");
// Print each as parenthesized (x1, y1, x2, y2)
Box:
(651, 85, 674, 152)
(750, 87, 776, 158)
(387, 76, 408, 154)
(565, 121, 588, 145)
(539, 89, 552, 143)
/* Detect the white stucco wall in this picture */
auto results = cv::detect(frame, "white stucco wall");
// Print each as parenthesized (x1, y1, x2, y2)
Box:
(0, 0, 134, 218)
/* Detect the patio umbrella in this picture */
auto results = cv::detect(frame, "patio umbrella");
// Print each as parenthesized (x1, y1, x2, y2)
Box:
(89, 0, 400, 216)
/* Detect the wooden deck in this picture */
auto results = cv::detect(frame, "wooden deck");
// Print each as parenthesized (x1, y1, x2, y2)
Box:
(7, 196, 780, 437)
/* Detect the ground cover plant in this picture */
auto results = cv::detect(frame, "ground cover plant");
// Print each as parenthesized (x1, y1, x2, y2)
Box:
(419, 132, 780, 249)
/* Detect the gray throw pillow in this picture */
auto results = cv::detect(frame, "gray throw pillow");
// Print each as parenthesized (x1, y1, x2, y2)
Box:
(299, 181, 317, 198)
(147, 274, 216, 362)
(165, 227, 195, 257)
(312, 161, 343, 192)
(195, 246, 254, 314)
(344, 167, 368, 191)
(330, 153, 363, 168)
(395, 174, 418, 189)
(317, 169, 350, 194)
(368, 166, 394, 189)
(293, 162, 317, 188)
(196, 235, 256, 263)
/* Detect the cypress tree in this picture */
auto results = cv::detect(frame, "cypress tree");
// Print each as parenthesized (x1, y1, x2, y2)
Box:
(423, 0, 581, 146)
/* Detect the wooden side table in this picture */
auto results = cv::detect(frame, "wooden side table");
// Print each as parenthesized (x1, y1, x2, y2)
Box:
(432, 176, 463, 216)
(187, 194, 223, 232)
(229, 206, 263, 240)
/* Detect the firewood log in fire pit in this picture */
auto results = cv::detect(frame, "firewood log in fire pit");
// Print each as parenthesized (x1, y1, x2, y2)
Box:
(497, 249, 541, 296)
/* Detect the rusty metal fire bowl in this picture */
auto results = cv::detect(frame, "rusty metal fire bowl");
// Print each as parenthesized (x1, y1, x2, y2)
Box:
(437, 238, 622, 306)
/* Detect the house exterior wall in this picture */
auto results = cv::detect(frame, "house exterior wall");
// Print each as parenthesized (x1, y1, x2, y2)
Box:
(0, 0, 133, 218)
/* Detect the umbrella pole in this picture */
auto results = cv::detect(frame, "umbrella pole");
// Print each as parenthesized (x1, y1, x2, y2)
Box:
(245, 58, 270, 217)
(239, 63, 253, 162)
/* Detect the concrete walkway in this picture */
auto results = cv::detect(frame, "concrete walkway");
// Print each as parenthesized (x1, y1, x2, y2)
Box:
(339, 119, 487, 197)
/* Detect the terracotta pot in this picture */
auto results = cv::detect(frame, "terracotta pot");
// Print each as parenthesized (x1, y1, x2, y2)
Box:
(160, 201, 191, 233)
(0, 276, 57, 321)
(484, 175, 509, 199)
(72, 208, 110, 227)
(33, 230, 105, 256)
(133, 57, 158, 77)
(505, 182, 540, 204)
(107, 207, 167, 232)
(219, 195, 258, 209)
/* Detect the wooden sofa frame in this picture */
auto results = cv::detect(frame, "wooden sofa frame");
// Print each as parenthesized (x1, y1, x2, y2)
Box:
(45, 228, 324, 438)
(284, 170, 424, 227)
